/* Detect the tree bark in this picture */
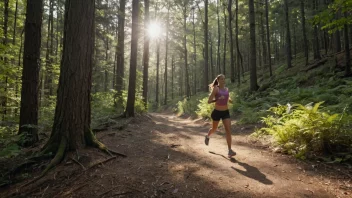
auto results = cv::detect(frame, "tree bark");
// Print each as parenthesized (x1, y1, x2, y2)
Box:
(44, 0, 95, 151)
(142, 0, 150, 109)
(223, 3, 227, 76)
(125, 0, 139, 117)
(344, 11, 351, 77)
(313, 0, 321, 60)
(265, 0, 272, 76)
(204, 0, 209, 91)
(235, 0, 242, 84)
(217, 0, 221, 74)
(284, 0, 292, 68)
(156, 40, 160, 104)
(192, 8, 197, 94)
(249, 0, 258, 91)
(19, 0, 43, 146)
(183, 5, 190, 98)
(164, 5, 170, 105)
(228, 0, 235, 83)
(116, 0, 126, 96)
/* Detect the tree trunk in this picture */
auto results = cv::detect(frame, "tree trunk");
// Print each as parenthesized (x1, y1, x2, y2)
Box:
(344, 11, 351, 77)
(45, 0, 54, 96)
(223, 4, 227, 75)
(164, 5, 170, 105)
(2, 0, 9, 120)
(217, 0, 221, 74)
(44, 0, 95, 153)
(13, 0, 19, 45)
(116, 0, 126, 96)
(183, 5, 190, 98)
(300, 0, 308, 65)
(204, 0, 209, 91)
(156, 40, 160, 104)
(313, 0, 321, 60)
(228, 0, 235, 83)
(210, 33, 214, 79)
(265, 0, 272, 76)
(249, 0, 258, 91)
(192, 8, 197, 94)
(171, 55, 174, 99)
(284, 0, 292, 68)
(260, 7, 266, 67)
(335, 13, 342, 52)
(235, 0, 242, 84)
(125, 0, 139, 117)
(19, 0, 43, 146)
(142, 0, 150, 109)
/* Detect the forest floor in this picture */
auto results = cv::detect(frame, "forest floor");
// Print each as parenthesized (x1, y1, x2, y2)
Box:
(1, 112, 352, 198)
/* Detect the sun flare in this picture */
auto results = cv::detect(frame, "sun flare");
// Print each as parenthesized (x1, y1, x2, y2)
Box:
(148, 22, 162, 39)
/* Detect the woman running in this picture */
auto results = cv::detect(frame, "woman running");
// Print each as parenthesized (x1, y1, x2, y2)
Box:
(204, 74, 236, 158)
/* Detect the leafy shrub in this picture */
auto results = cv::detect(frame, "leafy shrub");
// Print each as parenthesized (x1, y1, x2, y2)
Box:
(196, 97, 214, 119)
(258, 102, 352, 159)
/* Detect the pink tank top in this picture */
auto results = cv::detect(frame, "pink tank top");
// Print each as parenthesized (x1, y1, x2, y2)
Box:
(215, 87, 229, 106)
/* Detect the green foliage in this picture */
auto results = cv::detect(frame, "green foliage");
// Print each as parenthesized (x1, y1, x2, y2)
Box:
(195, 97, 214, 119)
(176, 97, 199, 117)
(258, 102, 352, 159)
(313, 0, 352, 34)
(0, 143, 20, 158)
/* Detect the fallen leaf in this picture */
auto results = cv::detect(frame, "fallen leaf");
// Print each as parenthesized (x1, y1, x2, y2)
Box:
(173, 188, 178, 193)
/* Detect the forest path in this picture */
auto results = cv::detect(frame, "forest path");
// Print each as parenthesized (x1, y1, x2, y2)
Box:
(1, 113, 350, 198)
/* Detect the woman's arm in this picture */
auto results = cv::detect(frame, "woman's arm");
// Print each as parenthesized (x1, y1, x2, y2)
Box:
(207, 87, 218, 104)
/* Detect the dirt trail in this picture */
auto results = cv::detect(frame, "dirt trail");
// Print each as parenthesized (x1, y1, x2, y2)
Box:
(1, 113, 350, 198)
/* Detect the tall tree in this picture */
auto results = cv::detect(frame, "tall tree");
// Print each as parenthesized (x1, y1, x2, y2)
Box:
(223, 2, 227, 75)
(343, 11, 351, 77)
(192, 7, 197, 94)
(235, 0, 242, 84)
(204, 0, 209, 91)
(284, 0, 292, 68)
(217, 0, 221, 74)
(142, 0, 150, 109)
(228, 0, 235, 83)
(335, 12, 342, 52)
(43, 0, 99, 164)
(19, 0, 44, 146)
(156, 38, 160, 104)
(300, 0, 309, 65)
(164, 5, 170, 105)
(312, 0, 321, 60)
(2, 0, 10, 120)
(182, 1, 191, 98)
(265, 0, 272, 76)
(116, 0, 126, 99)
(249, 0, 258, 91)
(125, 0, 140, 117)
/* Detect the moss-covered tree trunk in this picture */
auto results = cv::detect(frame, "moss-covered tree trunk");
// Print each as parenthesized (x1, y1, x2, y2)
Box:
(43, 0, 95, 154)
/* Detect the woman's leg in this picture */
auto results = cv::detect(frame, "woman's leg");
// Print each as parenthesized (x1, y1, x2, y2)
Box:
(207, 120, 220, 137)
(222, 118, 232, 150)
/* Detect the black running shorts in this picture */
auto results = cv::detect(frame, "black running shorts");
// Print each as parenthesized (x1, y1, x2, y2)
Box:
(211, 109, 230, 121)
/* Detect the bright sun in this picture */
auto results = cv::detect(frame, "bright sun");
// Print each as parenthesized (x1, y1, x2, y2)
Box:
(148, 22, 162, 39)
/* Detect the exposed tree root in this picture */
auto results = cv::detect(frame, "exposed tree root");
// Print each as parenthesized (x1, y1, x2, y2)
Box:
(86, 128, 127, 158)
(21, 137, 67, 188)
(87, 156, 117, 170)
(17, 128, 126, 189)
(69, 157, 86, 170)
